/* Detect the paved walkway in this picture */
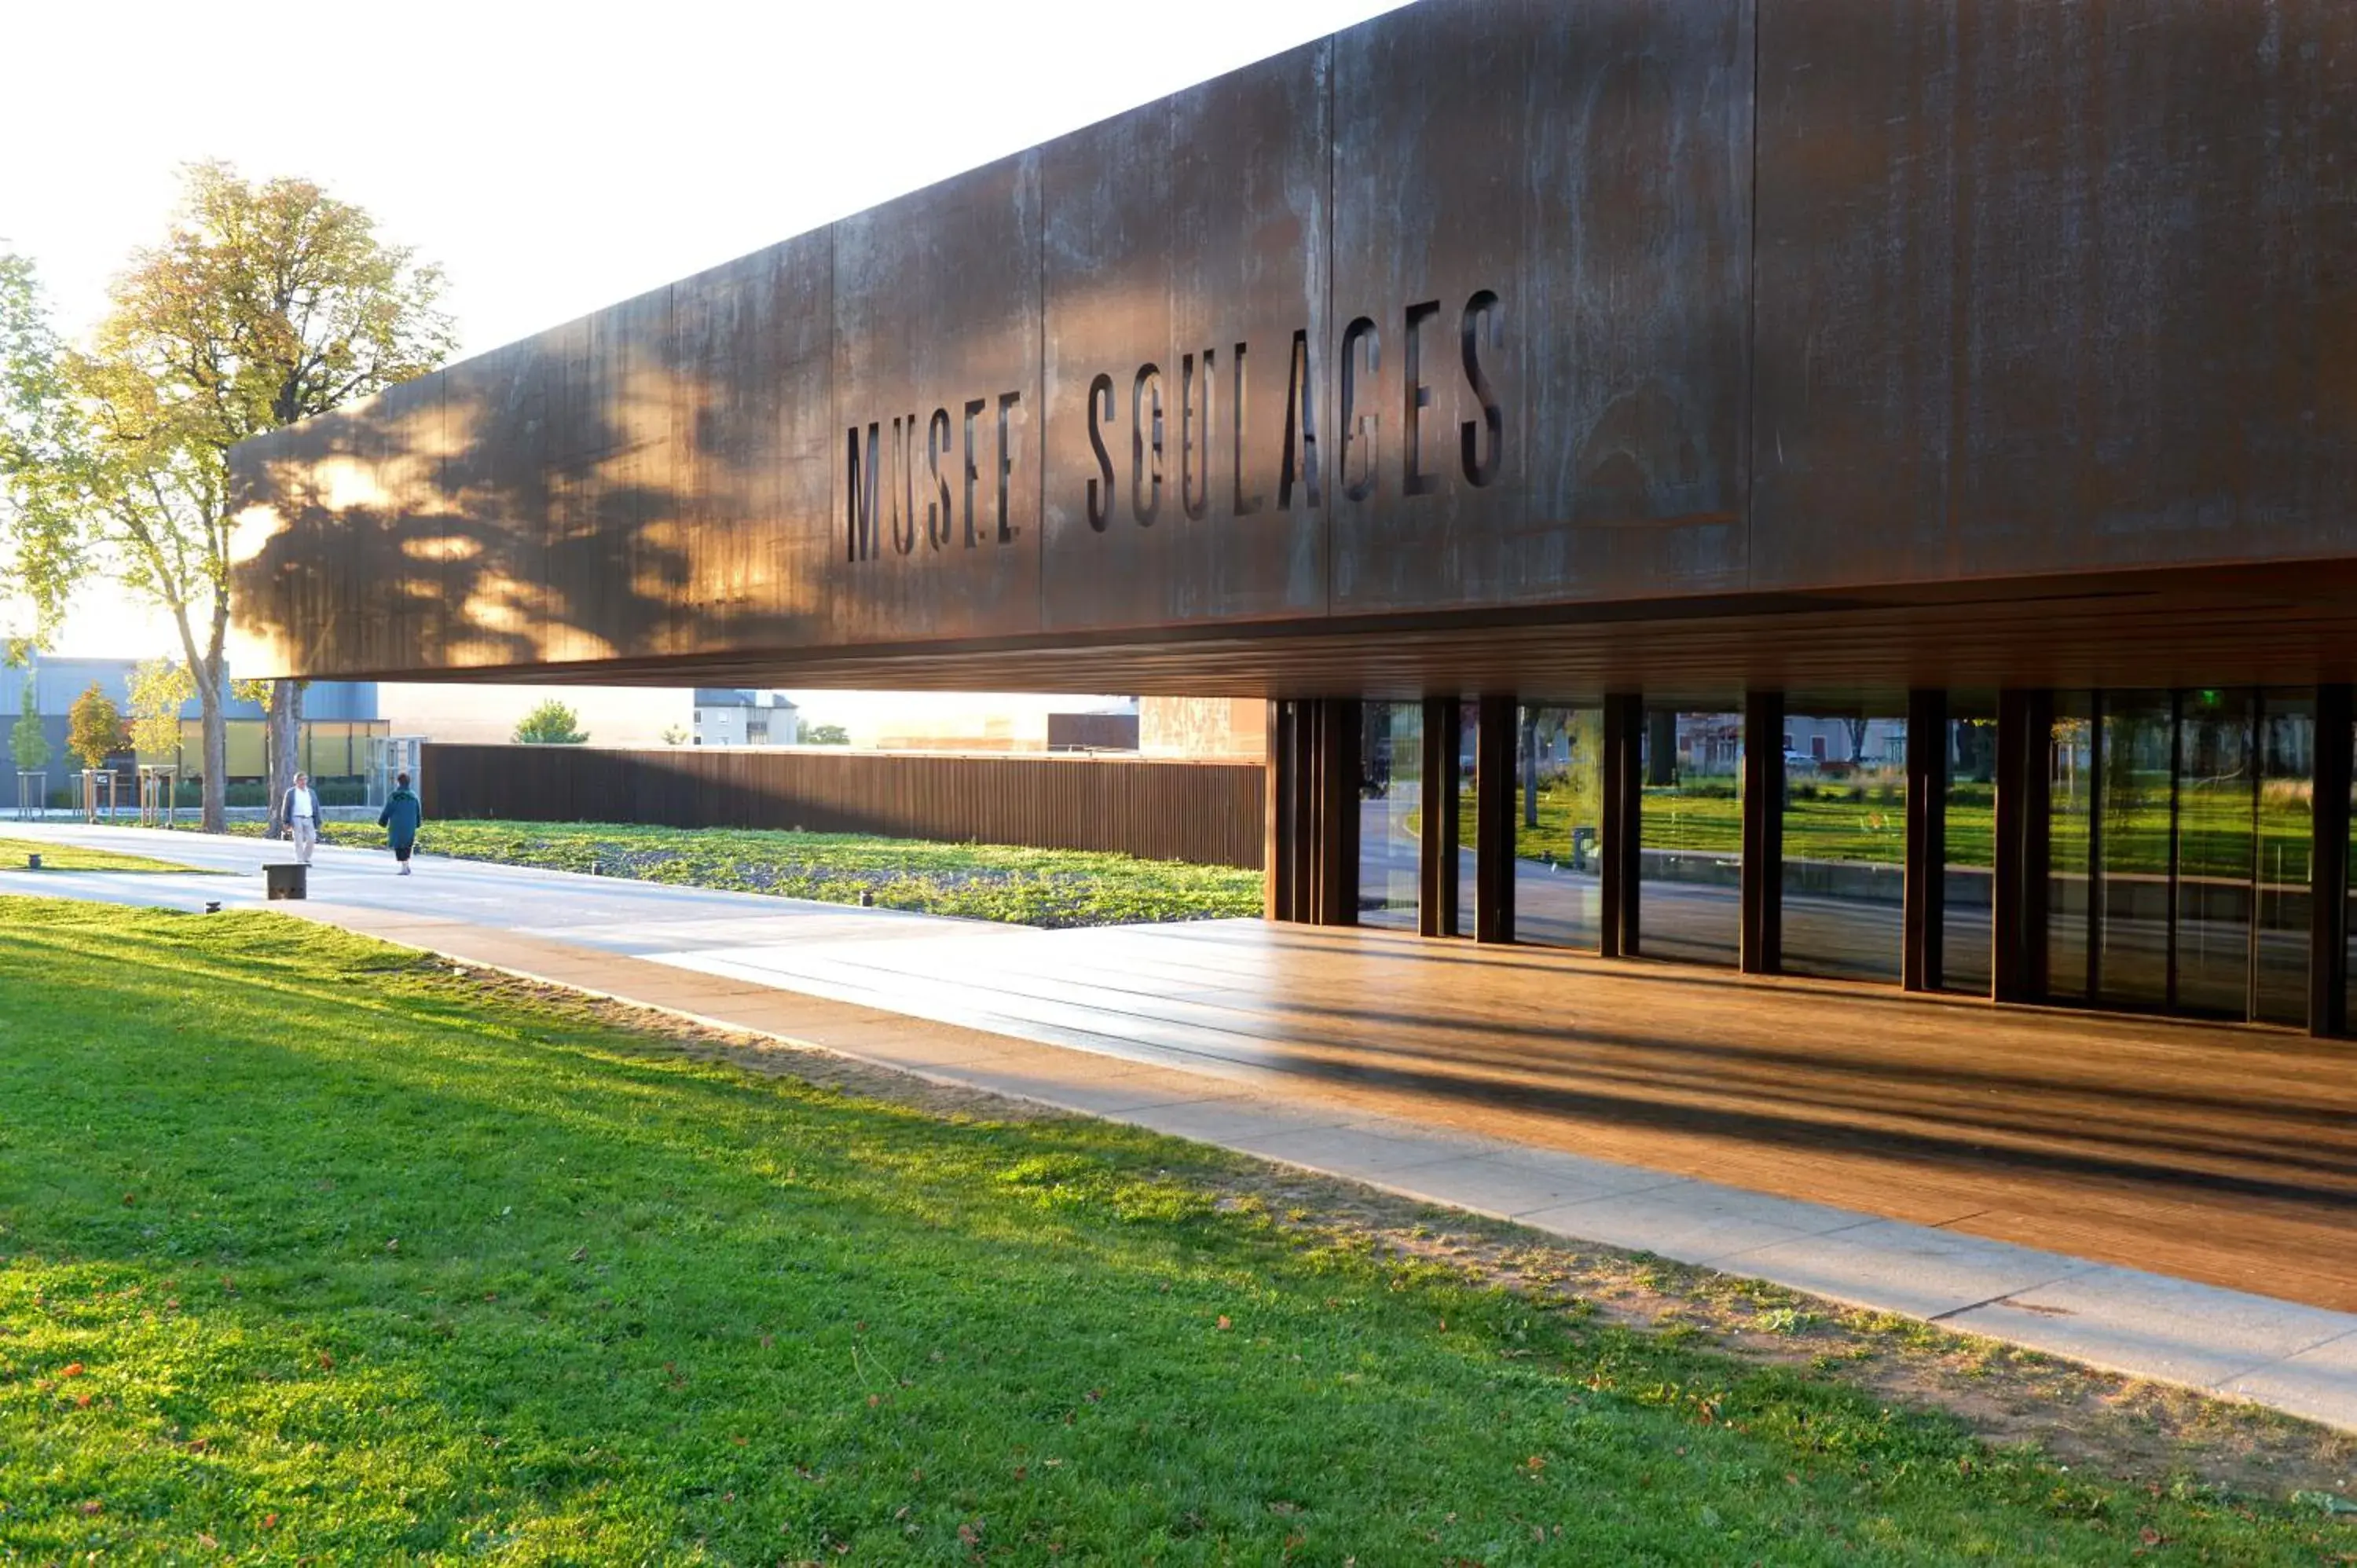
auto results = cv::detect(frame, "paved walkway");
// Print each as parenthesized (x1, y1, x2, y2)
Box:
(5, 822, 2355, 1434)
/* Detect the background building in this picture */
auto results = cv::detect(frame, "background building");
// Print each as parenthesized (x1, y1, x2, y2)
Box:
(2, 656, 383, 808)
(692, 689, 800, 746)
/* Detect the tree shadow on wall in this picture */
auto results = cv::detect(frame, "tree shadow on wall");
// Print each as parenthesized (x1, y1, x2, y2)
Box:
(229, 251, 837, 683)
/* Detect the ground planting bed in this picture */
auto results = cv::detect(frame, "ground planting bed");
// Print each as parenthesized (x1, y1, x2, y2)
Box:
(199, 819, 1262, 928)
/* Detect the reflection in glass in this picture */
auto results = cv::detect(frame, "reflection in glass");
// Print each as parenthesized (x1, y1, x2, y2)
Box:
(1515, 705, 1604, 949)
(2048, 687, 2314, 1024)
(1638, 706, 1742, 966)
(1455, 699, 1477, 936)
(2047, 697, 2095, 1002)
(2095, 693, 2175, 1010)
(2253, 694, 2312, 1028)
(1358, 702, 1421, 931)
(1943, 711, 1996, 995)
(2173, 691, 2254, 1017)
(1779, 709, 1906, 983)
(2348, 716, 2357, 1034)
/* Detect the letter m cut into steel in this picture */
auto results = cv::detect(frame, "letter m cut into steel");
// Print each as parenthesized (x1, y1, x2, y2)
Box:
(846, 423, 882, 562)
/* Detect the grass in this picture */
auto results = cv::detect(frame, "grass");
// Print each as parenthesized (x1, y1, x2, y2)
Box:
(194, 819, 1264, 929)
(3, 895, 2352, 1563)
(0, 836, 198, 874)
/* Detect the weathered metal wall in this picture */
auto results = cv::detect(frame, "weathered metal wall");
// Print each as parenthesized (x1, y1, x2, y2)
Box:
(420, 745, 1266, 869)
(1750, 0, 2357, 589)
(227, 0, 2357, 690)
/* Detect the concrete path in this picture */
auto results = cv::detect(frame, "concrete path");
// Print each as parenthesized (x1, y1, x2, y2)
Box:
(5, 821, 2355, 1434)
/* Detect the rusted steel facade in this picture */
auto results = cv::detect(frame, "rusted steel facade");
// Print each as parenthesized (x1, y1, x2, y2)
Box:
(226, 0, 2357, 697)
(227, 0, 2357, 1036)
(422, 745, 1266, 870)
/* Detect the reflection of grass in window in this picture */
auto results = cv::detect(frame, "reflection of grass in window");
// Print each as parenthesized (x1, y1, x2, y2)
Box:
(1438, 773, 2310, 881)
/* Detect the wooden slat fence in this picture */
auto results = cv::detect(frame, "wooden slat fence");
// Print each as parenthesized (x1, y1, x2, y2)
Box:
(420, 744, 1266, 869)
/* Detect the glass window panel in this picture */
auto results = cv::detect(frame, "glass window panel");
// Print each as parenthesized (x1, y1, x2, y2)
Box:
(2095, 692, 2174, 1012)
(1454, 700, 1477, 937)
(1639, 706, 1742, 966)
(2047, 696, 2095, 1002)
(1780, 709, 1905, 983)
(1515, 705, 1603, 949)
(2173, 690, 2256, 1018)
(2253, 693, 2312, 1028)
(1358, 702, 1421, 931)
(2348, 714, 2357, 1033)
(1944, 711, 1996, 995)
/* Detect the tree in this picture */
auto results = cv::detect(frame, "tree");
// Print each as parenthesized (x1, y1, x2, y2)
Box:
(67, 682, 126, 771)
(803, 723, 850, 746)
(127, 658, 195, 760)
(0, 255, 82, 658)
(0, 165, 455, 833)
(1844, 716, 1872, 768)
(10, 676, 48, 776)
(231, 673, 306, 834)
(513, 699, 588, 746)
(659, 724, 687, 746)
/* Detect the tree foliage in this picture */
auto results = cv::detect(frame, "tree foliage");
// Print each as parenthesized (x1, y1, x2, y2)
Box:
(10, 678, 48, 774)
(0, 163, 455, 831)
(802, 723, 850, 746)
(0, 255, 83, 650)
(66, 682, 126, 771)
(127, 658, 195, 759)
(513, 700, 588, 746)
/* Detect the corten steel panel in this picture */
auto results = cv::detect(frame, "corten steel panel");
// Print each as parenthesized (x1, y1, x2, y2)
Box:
(229, 372, 458, 677)
(230, 0, 2357, 696)
(438, 338, 552, 670)
(539, 284, 684, 665)
(830, 153, 1043, 645)
(368, 374, 453, 670)
(1752, 0, 2357, 588)
(1328, 0, 1753, 614)
(668, 233, 836, 654)
(1040, 42, 1332, 631)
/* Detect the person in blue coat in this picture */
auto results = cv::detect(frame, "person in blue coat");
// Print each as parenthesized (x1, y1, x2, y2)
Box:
(377, 771, 423, 876)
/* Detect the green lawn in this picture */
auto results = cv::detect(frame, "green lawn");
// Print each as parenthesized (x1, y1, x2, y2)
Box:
(201, 819, 1263, 929)
(2, 896, 2347, 1563)
(0, 836, 199, 874)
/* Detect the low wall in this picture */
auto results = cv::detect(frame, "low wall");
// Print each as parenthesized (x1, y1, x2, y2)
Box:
(420, 744, 1266, 870)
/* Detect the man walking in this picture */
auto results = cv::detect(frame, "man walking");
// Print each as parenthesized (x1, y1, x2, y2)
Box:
(282, 771, 321, 866)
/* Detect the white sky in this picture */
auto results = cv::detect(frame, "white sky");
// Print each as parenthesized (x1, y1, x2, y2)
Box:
(4, 0, 1405, 726)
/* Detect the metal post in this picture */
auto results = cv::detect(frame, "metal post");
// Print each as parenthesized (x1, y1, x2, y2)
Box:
(1600, 694, 1643, 958)
(1315, 700, 1362, 925)
(1473, 694, 1517, 943)
(1903, 690, 1948, 991)
(1418, 698, 1461, 937)
(1993, 689, 2054, 1002)
(1264, 700, 1298, 921)
(1740, 691, 1784, 975)
(2311, 684, 2352, 1037)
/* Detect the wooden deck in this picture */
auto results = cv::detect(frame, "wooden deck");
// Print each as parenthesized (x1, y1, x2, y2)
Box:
(682, 920, 2357, 1312)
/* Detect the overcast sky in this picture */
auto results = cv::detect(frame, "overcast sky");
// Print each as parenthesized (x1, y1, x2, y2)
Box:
(5, 0, 1407, 711)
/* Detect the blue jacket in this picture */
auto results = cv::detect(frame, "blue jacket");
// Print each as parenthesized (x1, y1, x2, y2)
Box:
(377, 788, 423, 848)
